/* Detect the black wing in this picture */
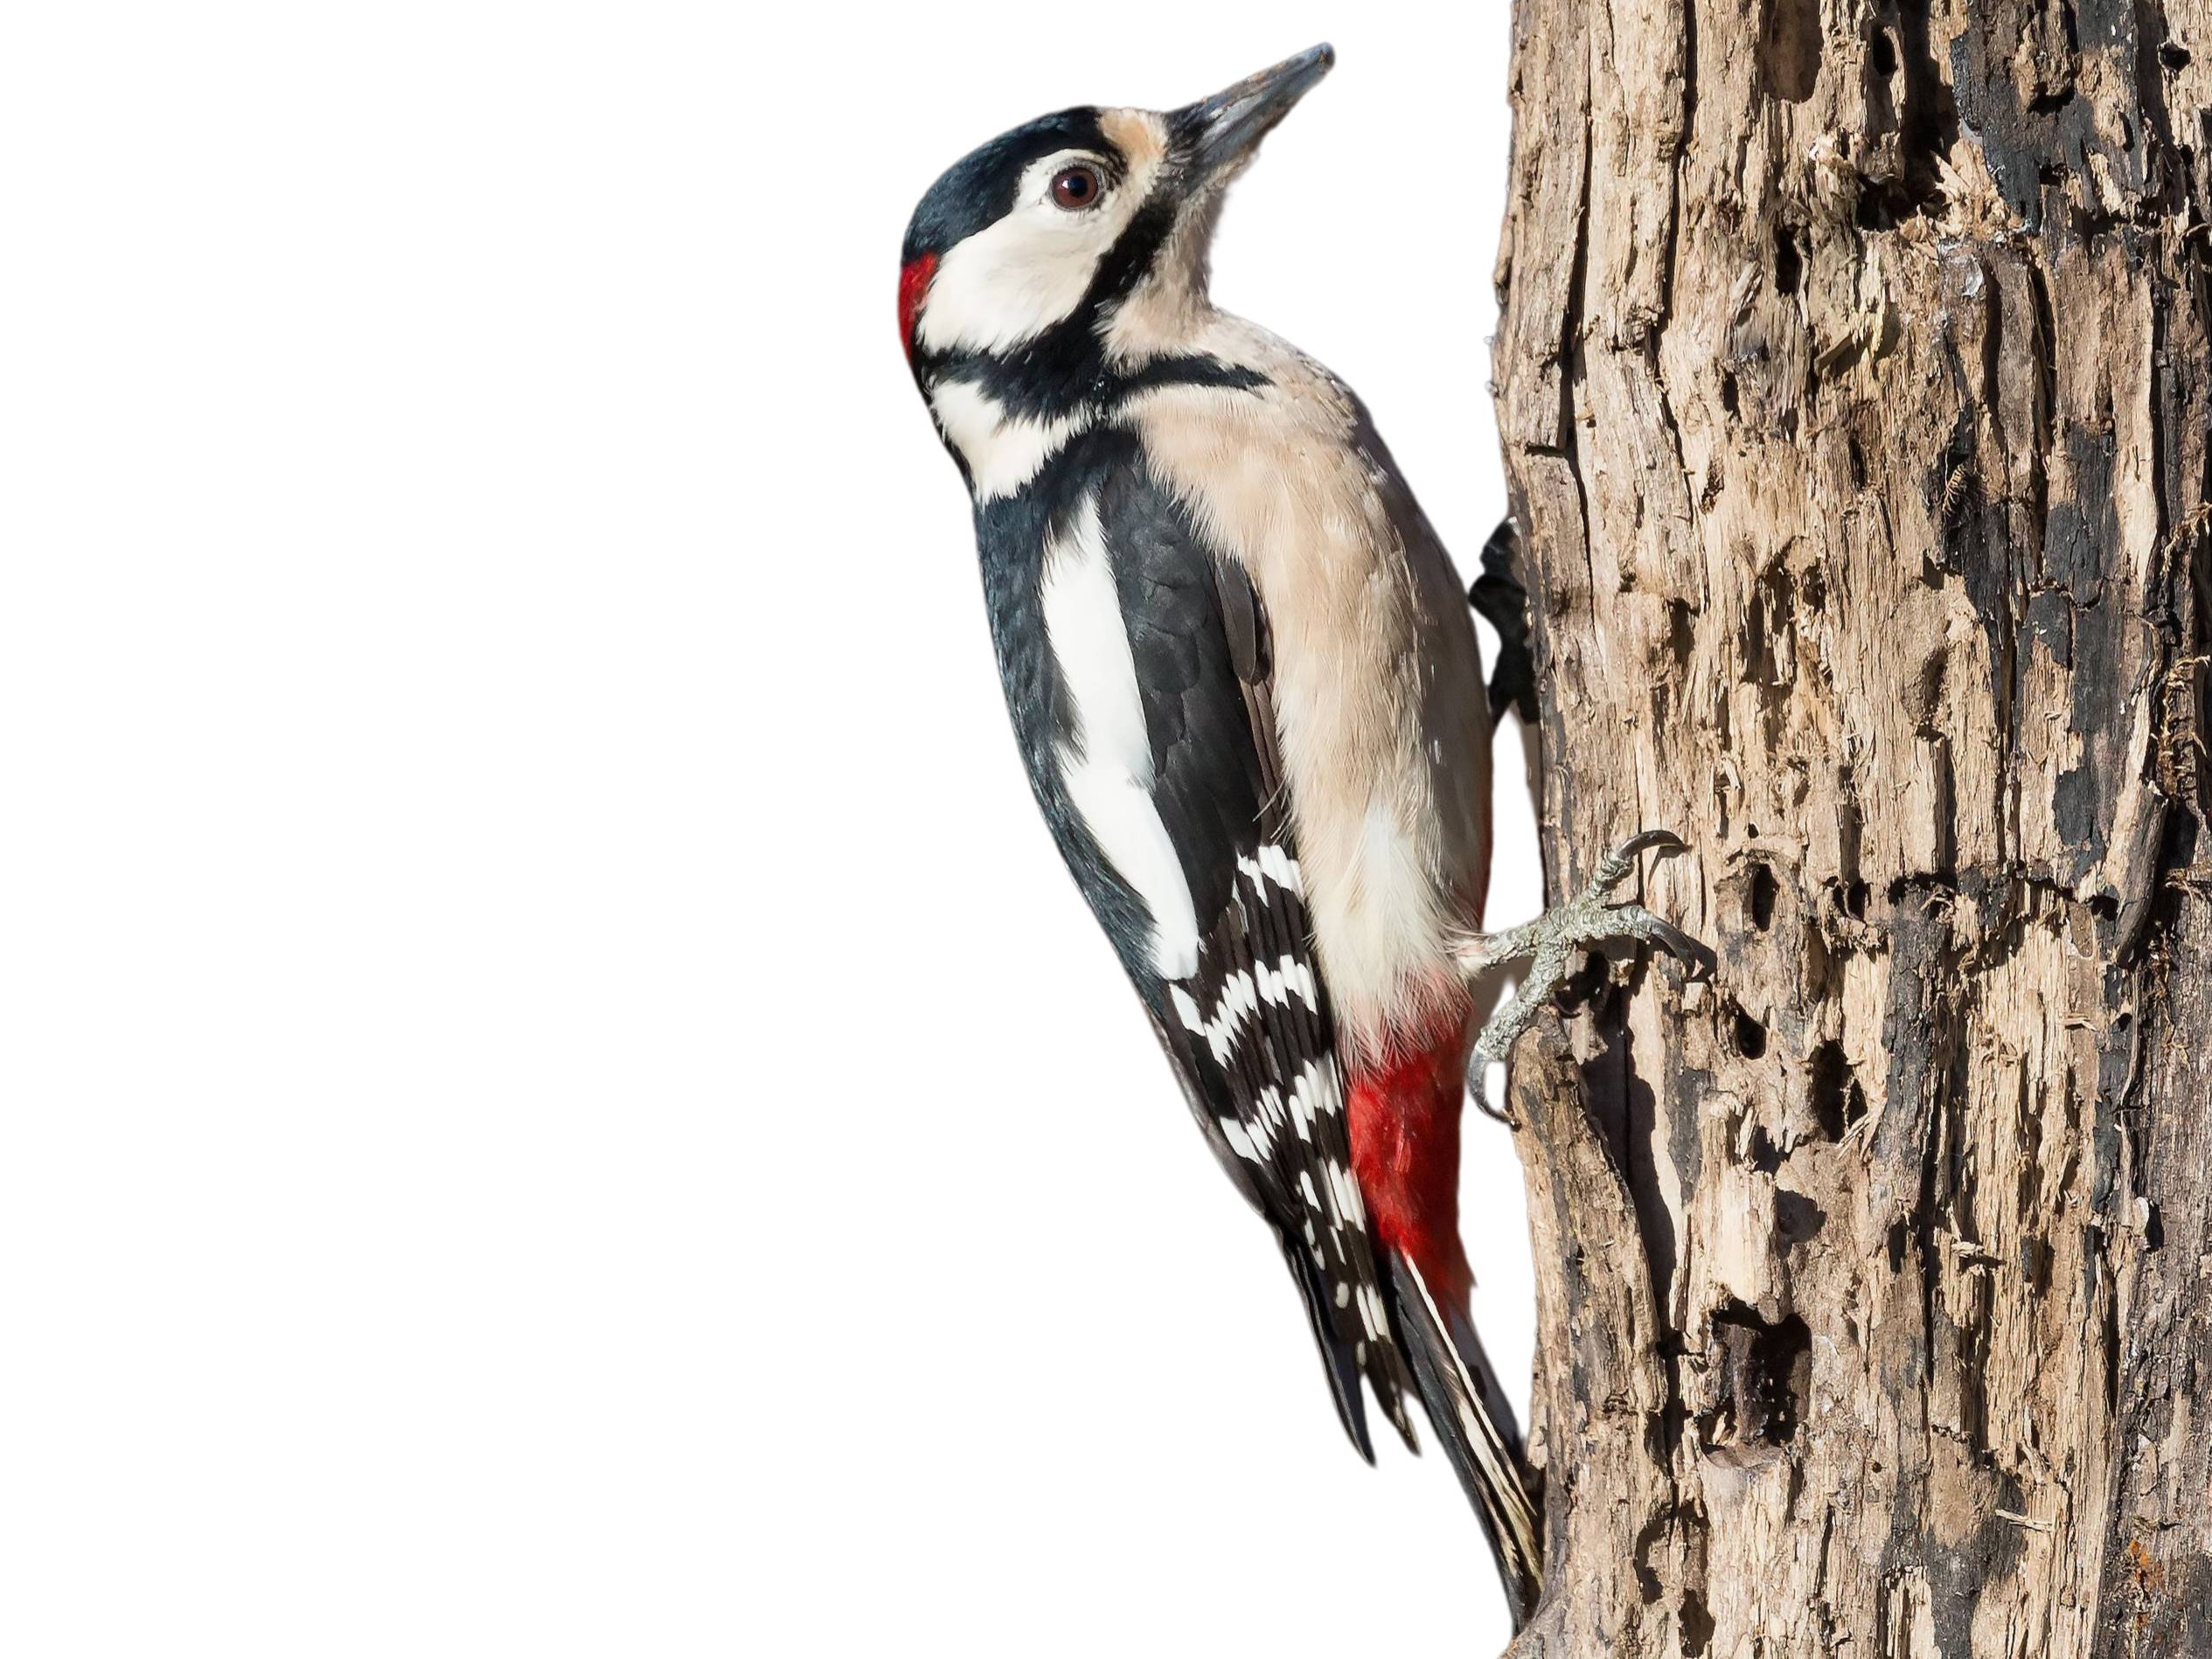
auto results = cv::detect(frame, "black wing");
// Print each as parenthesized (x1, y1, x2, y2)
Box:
(1089, 453, 1420, 1456)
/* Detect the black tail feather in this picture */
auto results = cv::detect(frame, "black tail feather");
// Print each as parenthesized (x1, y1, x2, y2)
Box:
(1386, 1251, 1543, 1628)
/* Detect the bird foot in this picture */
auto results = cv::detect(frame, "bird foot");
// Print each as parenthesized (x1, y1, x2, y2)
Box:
(1462, 830, 1706, 1070)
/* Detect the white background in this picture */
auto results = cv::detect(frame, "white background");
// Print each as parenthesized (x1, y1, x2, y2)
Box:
(2, 6, 1540, 1655)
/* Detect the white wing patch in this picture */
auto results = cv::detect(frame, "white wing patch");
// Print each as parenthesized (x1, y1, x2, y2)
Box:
(1040, 494, 1200, 979)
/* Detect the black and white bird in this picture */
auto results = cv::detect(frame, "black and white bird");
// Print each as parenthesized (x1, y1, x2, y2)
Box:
(899, 45, 1691, 1627)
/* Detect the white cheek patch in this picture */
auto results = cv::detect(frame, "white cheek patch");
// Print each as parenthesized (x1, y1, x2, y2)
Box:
(1040, 494, 1200, 980)
(917, 211, 1109, 355)
(915, 137, 1164, 357)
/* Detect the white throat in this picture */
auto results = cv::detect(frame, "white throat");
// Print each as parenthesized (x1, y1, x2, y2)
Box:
(928, 378, 1096, 504)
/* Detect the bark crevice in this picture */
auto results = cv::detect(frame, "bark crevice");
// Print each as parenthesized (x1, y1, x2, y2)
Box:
(1492, 2, 2212, 1650)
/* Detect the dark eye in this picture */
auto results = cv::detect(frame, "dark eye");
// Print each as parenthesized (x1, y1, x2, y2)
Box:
(1050, 165, 1103, 210)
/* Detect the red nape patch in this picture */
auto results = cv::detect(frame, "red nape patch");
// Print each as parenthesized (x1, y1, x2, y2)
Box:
(897, 253, 937, 363)
(1346, 1005, 1477, 1308)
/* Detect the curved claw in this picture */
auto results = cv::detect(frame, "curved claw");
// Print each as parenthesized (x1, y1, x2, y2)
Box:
(1587, 906, 1716, 982)
(1469, 1084, 1519, 1128)
(1616, 828, 1687, 860)
(1645, 919, 1711, 975)
(1591, 829, 1688, 894)
(1593, 827, 1686, 881)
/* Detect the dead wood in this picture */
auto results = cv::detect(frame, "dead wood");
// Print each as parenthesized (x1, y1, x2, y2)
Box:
(1490, 3, 2212, 1651)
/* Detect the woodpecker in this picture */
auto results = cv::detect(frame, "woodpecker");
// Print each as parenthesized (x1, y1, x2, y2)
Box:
(900, 45, 1691, 1627)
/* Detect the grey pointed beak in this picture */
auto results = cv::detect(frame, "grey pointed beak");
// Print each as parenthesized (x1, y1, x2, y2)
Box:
(1175, 43, 1335, 181)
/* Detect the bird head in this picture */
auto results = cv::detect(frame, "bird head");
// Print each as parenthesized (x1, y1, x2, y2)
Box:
(898, 45, 1333, 410)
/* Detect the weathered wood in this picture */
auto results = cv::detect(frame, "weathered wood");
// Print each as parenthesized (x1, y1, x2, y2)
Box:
(1489, 3, 2212, 1652)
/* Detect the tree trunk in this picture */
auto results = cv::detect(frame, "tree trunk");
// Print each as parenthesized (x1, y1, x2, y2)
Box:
(1489, 3, 2212, 1653)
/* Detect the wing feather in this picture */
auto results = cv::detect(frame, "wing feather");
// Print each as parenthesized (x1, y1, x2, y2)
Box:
(1094, 461, 1419, 1448)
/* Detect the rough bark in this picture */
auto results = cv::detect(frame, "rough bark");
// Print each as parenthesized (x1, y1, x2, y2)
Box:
(1489, 3, 2212, 1653)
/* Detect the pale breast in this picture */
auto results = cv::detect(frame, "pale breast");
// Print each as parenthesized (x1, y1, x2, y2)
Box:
(1127, 320, 1492, 1053)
